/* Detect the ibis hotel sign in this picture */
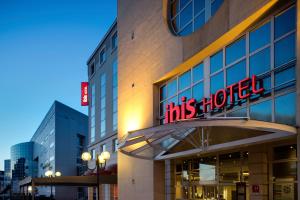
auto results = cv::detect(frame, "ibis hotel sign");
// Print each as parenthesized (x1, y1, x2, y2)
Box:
(164, 75, 264, 123)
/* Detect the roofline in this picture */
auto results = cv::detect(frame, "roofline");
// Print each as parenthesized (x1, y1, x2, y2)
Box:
(86, 19, 117, 65)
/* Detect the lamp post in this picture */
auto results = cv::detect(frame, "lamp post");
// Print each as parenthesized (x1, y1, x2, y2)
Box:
(45, 170, 61, 200)
(81, 151, 110, 200)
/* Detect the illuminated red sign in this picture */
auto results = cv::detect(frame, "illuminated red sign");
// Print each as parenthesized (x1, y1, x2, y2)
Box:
(81, 82, 89, 106)
(165, 75, 264, 123)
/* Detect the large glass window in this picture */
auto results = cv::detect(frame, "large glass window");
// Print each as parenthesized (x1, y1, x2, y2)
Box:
(90, 84, 96, 143)
(161, 5, 296, 126)
(112, 60, 118, 131)
(100, 74, 106, 137)
(170, 0, 224, 36)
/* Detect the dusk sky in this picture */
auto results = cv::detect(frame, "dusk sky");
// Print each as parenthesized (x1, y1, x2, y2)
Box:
(0, 0, 117, 170)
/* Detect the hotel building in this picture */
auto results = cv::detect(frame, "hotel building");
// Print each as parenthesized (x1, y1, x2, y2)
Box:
(117, 0, 300, 199)
(86, 20, 118, 199)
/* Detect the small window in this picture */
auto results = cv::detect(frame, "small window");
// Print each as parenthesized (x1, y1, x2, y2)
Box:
(112, 32, 118, 50)
(226, 59, 246, 86)
(90, 63, 95, 75)
(101, 144, 107, 152)
(100, 48, 106, 64)
(113, 139, 118, 153)
(179, 70, 191, 91)
(193, 63, 204, 83)
(91, 149, 96, 160)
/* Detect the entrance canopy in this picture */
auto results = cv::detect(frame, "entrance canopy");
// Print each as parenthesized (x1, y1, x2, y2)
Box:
(119, 118, 297, 160)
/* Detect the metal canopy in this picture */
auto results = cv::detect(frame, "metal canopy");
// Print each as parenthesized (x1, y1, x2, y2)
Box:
(119, 118, 297, 160)
(19, 175, 117, 187)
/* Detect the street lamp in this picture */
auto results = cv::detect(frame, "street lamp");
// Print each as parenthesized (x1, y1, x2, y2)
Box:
(81, 151, 110, 200)
(45, 170, 62, 200)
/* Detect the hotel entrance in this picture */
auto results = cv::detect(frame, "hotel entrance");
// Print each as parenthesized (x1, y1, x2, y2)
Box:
(119, 118, 298, 200)
(175, 152, 249, 200)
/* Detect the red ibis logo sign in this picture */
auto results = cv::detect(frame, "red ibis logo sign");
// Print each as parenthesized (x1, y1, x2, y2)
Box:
(164, 75, 264, 123)
(81, 82, 89, 106)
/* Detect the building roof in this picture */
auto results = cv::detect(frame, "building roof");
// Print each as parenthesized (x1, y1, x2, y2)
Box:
(86, 19, 117, 65)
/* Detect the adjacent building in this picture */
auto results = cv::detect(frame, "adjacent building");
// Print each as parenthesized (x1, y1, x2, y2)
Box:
(86, 20, 118, 199)
(10, 142, 36, 193)
(8, 101, 88, 200)
(117, 0, 300, 200)
(30, 100, 88, 200)
(0, 171, 4, 193)
(4, 159, 11, 187)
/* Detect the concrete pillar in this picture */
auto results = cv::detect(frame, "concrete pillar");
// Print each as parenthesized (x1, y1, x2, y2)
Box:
(248, 147, 268, 200)
(165, 159, 175, 200)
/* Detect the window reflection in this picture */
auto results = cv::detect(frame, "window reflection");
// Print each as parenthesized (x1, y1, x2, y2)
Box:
(250, 47, 270, 76)
(179, 71, 191, 91)
(226, 60, 246, 86)
(210, 71, 224, 94)
(275, 6, 296, 39)
(210, 50, 223, 74)
(193, 82, 204, 101)
(167, 79, 177, 98)
(193, 63, 204, 83)
(225, 36, 246, 65)
(250, 100, 272, 122)
(275, 33, 296, 68)
(250, 22, 270, 52)
(275, 92, 296, 125)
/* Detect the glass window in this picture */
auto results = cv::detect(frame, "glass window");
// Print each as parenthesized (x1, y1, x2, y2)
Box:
(275, 6, 296, 39)
(194, 12, 205, 30)
(178, 89, 191, 104)
(275, 66, 295, 90)
(179, 22, 193, 36)
(275, 92, 296, 125)
(170, 0, 224, 36)
(226, 60, 246, 86)
(210, 71, 224, 94)
(112, 32, 118, 50)
(225, 37, 246, 65)
(250, 47, 270, 76)
(160, 85, 167, 101)
(273, 162, 297, 180)
(100, 48, 106, 64)
(194, 0, 205, 15)
(249, 22, 271, 52)
(227, 107, 247, 117)
(210, 50, 223, 74)
(193, 63, 203, 83)
(193, 82, 204, 101)
(168, 96, 178, 105)
(113, 139, 118, 153)
(179, 70, 191, 91)
(274, 33, 296, 67)
(250, 100, 272, 122)
(274, 145, 297, 160)
(180, 2, 192, 29)
(167, 79, 177, 98)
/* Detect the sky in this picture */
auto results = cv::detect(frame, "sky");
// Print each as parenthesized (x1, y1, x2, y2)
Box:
(0, 0, 117, 170)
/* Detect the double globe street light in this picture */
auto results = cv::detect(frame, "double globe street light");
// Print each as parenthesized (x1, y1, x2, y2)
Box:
(81, 150, 110, 200)
(45, 170, 62, 200)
